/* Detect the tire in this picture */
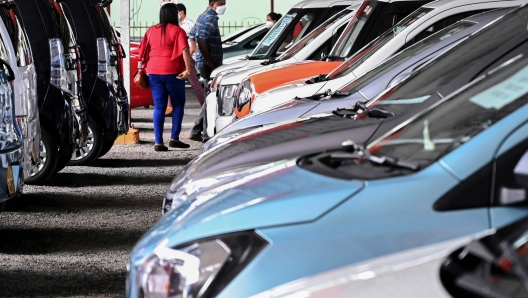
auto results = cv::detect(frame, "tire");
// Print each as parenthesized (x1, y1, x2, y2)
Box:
(98, 138, 115, 158)
(25, 128, 59, 185)
(69, 116, 104, 166)
(54, 142, 74, 173)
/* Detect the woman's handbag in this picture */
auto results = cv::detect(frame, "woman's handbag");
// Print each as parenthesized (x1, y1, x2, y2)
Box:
(134, 30, 151, 90)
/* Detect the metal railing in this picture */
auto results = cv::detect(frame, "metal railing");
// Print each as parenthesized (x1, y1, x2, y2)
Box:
(115, 21, 260, 42)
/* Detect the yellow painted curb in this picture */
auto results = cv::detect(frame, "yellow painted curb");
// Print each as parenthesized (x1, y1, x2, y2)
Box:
(114, 125, 140, 145)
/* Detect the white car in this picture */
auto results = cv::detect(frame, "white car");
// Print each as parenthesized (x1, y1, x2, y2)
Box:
(205, 4, 360, 137)
(243, 0, 528, 122)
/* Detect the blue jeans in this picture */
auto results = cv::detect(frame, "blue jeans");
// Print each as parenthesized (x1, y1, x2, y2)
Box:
(149, 74, 186, 144)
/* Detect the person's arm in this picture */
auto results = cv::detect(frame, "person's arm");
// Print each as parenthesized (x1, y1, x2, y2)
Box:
(177, 48, 192, 80)
(198, 40, 216, 70)
(189, 39, 197, 57)
(197, 18, 217, 70)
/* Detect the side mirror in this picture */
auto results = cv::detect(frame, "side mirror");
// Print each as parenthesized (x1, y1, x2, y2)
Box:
(249, 39, 260, 48)
(515, 151, 528, 188)
(500, 151, 528, 205)
(0, 59, 15, 82)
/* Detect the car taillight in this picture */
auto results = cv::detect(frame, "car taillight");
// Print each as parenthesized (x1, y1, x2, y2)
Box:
(96, 37, 113, 84)
(15, 116, 27, 138)
(49, 38, 68, 92)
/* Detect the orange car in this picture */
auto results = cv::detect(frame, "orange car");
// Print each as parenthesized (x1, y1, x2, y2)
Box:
(232, 61, 342, 118)
(129, 42, 155, 108)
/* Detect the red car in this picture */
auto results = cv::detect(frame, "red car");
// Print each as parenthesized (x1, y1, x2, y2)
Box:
(130, 42, 154, 108)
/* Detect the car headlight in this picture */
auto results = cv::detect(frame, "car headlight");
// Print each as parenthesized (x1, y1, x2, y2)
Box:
(138, 232, 268, 298)
(217, 85, 238, 116)
(236, 79, 253, 111)
(210, 70, 234, 93)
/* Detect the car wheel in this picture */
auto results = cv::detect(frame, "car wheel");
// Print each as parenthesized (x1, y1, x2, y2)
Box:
(25, 128, 59, 185)
(54, 142, 74, 173)
(69, 117, 104, 166)
(98, 138, 115, 158)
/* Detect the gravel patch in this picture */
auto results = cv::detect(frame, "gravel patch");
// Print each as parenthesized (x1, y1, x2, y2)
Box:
(0, 90, 203, 297)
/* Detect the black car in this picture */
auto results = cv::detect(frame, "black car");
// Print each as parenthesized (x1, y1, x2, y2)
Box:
(15, 0, 88, 184)
(62, 0, 129, 165)
(165, 5, 528, 211)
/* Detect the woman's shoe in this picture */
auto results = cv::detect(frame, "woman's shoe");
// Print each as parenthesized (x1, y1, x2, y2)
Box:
(165, 108, 173, 117)
(169, 140, 191, 149)
(154, 145, 168, 152)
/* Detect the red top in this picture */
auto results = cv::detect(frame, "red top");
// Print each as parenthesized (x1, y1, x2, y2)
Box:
(138, 24, 189, 75)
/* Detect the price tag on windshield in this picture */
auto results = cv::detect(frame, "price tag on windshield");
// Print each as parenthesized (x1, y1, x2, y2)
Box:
(261, 14, 295, 46)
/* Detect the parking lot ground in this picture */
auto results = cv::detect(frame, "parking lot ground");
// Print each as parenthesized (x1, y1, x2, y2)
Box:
(0, 90, 203, 297)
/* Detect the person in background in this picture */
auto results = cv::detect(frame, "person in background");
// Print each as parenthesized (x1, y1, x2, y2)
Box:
(266, 12, 282, 28)
(166, 3, 205, 116)
(189, 0, 226, 142)
(138, 3, 192, 151)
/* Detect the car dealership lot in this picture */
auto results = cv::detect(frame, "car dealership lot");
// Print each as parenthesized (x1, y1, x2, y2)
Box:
(0, 94, 202, 297)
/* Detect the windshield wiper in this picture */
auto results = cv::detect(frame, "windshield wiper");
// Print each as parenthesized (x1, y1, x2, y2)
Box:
(261, 56, 280, 66)
(246, 55, 262, 60)
(305, 73, 330, 84)
(332, 102, 395, 119)
(326, 55, 346, 62)
(337, 141, 420, 171)
(296, 90, 352, 101)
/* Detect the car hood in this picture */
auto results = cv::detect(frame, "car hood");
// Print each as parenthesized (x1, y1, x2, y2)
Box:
(212, 58, 265, 78)
(219, 99, 319, 136)
(188, 114, 383, 180)
(131, 159, 365, 263)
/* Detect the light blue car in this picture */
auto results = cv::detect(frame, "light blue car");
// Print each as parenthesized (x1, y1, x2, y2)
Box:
(127, 51, 528, 297)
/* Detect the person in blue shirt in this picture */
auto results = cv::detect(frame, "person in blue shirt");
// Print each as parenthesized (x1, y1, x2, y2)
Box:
(189, 0, 226, 142)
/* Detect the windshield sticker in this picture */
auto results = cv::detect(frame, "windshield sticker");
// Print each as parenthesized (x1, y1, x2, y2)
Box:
(470, 66, 528, 109)
(378, 95, 431, 105)
(261, 14, 295, 46)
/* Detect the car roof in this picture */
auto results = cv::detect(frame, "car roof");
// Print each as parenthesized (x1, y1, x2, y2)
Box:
(294, 0, 360, 9)
(424, 0, 525, 9)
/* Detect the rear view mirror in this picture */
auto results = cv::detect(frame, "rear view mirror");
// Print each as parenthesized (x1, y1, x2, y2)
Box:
(515, 151, 528, 188)
(500, 150, 528, 205)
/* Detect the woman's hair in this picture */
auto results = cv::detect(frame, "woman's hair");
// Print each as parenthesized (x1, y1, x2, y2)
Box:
(267, 12, 282, 22)
(159, 3, 179, 43)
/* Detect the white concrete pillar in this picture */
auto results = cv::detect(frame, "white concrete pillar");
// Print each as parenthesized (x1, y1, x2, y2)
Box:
(120, 0, 131, 127)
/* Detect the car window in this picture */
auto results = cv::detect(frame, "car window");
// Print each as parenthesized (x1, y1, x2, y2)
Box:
(223, 24, 258, 42)
(278, 8, 352, 61)
(338, 21, 476, 94)
(233, 26, 265, 44)
(329, 7, 433, 79)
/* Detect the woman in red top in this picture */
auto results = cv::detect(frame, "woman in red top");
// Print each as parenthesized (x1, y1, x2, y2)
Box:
(138, 3, 192, 151)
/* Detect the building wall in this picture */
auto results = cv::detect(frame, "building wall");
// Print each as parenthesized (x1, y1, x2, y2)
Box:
(111, 0, 302, 36)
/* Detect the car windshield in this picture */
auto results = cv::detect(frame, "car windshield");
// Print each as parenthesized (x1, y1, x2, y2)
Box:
(231, 25, 264, 44)
(278, 8, 353, 61)
(329, 1, 379, 59)
(251, 8, 319, 58)
(329, 7, 434, 79)
(365, 57, 528, 174)
(223, 24, 259, 42)
(338, 21, 475, 95)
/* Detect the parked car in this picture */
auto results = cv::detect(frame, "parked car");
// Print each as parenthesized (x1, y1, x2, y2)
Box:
(16, 0, 88, 184)
(218, 0, 528, 136)
(164, 4, 528, 213)
(0, 56, 26, 212)
(209, 0, 434, 136)
(210, 8, 514, 145)
(128, 51, 528, 297)
(222, 23, 262, 44)
(210, 0, 359, 79)
(61, 0, 129, 165)
(253, 215, 528, 298)
(222, 24, 269, 60)
(0, 0, 41, 181)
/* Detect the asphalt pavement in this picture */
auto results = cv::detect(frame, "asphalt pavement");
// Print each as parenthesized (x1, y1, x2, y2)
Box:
(0, 90, 203, 297)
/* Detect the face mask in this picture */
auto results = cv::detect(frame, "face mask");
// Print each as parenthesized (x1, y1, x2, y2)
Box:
(215, 5, 226, 15)
(265, 21, 274, 29)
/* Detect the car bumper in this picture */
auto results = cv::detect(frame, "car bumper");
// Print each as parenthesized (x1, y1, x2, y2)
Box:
(0, 146, 24, 204)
